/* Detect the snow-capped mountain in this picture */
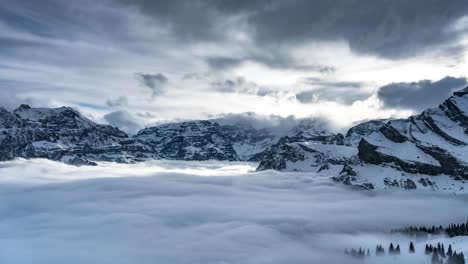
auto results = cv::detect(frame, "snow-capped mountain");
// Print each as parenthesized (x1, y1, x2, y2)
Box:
(257, 88, 468, 192)
(256, 119, 384, 171)
(0, 104, 134, 165)
(0, 106, 309, 164)
(2, 87, 467, 192)
(134, 121, 239, 161)
(132, 119, 322, 162)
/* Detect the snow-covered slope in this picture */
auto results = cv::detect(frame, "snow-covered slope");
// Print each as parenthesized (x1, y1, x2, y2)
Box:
(357, 88, 468, 179)
(257, 88, 468, 191)
(134, 121, 240, 161)
(256, 120, 378, 172)
(0, 104, 134, 165)
(132, 118, 333, 162)
(0, 107, 294, 164)
(256, 130, 351, 171)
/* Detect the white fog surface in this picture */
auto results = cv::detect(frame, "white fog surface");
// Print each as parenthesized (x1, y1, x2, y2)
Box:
(0, 159, 467, 264)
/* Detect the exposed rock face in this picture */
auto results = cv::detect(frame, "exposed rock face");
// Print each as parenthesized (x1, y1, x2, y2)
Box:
(357, 89, 468, 179)
(1, 87, 468, 192)
(0, 105, 131, 165)
(134, 121, 239, 161)
(257, 87, 468, 191)
(256, 132, 356, 172)
(0, 107, 285, 164)
(256, 137, 306, 171)
(216, 124, 277, 161)
(345, 120, 386, 146)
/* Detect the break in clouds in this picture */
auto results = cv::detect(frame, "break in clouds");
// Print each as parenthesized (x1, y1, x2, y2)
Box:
(0, 159, 467, 264)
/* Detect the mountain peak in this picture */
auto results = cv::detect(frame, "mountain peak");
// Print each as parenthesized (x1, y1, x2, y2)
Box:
(17, 104, 31, 110)
(454, 86, 468, 97)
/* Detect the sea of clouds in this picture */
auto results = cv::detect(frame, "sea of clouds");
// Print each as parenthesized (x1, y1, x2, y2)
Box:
(0, 159, 466, 264)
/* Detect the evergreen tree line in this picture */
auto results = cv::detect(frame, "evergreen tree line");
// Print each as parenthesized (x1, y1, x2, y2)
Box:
(344, 247, 370, 259)
(345, 241, 465, 263)
(345, 242, 415, 258)
(425, 243, 465, 264)
(394, 220, 468, 238)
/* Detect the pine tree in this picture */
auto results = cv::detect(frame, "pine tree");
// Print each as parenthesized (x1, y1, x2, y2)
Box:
(389, 243, 394, 255)
(367, 248, 370, 257)
(409, 241, 415, 253)
(448, 244, 453, 257)
(396, 244, 401, 255)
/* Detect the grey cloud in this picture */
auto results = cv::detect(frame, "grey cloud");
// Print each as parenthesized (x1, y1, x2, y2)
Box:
(117, 0, 468, 59)
(377, 76, 467, 111)
(213, 77, 277, 97)
(206, 57, 242, 70)
(136, 73, 168, 97)
(212, 112, 333, 135)
(106, 96, 129, 108)
(103, 110, 143, 134)
(303, 78, 364, 88)
(295, 91, 318, 104)
(0, 79, 59, 110)
(245, 0, 468, 59)
(3, 0, 466, 87)
(296, 78, 371, 105)
(205, 55, 336, 73)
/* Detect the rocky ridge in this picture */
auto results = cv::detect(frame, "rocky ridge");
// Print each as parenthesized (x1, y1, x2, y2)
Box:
(256, 88, 468, 191)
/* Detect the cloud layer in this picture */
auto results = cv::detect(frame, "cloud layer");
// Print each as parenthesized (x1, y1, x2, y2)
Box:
(378, 76, 467, 111)
(0, 159, 467, 263)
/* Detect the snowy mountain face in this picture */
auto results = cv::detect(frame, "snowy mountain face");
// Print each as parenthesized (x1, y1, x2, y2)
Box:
(134, 121, 240, 161)
(0, 105, 132, 165)
(256, 88, 468, 192)
(131, 118, 335, 162)
(256, 120, 382, 171)
(217, 124, 277, 161)
(0, 108, 286, 164)
(256, 131, 350, 171)
(2, 87, 468, 192)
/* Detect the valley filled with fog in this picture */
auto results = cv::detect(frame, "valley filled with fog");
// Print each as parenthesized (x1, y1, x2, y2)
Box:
(0, 159, 466, 264)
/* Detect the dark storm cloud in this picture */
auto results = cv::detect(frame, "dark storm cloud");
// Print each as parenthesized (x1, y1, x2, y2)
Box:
(117, 0, 468, 59)
(377, 76, 467, 111)
(136, 73, 168, 97)
(2, 0, 468, 67)
(246, 0, 468, 59)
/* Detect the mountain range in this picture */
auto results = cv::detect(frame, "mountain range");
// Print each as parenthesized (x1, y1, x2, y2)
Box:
(1, 88, 467, 191)
(0, 105, 328, 165)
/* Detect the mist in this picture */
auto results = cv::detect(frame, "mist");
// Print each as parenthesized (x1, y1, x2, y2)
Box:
(0, 159, 466, 263)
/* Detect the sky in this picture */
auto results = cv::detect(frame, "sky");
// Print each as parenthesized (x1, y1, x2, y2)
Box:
(0, 158, 467, 264)
(2, 0, 468, 132)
